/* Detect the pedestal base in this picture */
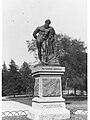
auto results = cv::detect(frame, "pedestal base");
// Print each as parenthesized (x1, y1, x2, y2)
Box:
(28, 66, 70, 119)
(27, 107, 70, 120)
(27, 97, 70, 120)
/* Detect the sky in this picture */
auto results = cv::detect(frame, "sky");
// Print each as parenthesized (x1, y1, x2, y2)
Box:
(2, 0, 87, 67)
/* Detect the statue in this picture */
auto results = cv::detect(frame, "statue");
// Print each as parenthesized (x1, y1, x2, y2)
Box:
(33, 19, 56, 64)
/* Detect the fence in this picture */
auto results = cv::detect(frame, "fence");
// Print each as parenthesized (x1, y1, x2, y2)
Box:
(2, 110, 88, 120)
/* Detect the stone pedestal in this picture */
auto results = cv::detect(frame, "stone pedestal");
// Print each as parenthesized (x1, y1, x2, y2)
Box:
(27, 65, 70, 120)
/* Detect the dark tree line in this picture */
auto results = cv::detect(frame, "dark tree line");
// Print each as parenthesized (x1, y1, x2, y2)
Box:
(2, 60, 34, 97)
(27, 34, 87, 95)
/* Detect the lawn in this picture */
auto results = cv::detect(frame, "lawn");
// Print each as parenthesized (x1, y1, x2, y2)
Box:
(4, 95, 87, 111)
(2, 96, 87, 120)
(64, 96, 87, 111)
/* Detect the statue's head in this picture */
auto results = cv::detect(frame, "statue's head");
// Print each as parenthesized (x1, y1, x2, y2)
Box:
(44, 19, 51, 28)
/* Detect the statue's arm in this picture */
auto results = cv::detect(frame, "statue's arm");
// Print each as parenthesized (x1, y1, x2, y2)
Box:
(49, 27, 55, 39)
(33, 27, 40, 39)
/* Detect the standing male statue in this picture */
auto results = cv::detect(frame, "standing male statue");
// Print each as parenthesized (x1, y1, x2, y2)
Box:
(33, 19, 56, 63)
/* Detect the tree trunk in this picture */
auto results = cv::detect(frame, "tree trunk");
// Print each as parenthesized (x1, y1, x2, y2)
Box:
(74, 87, 76, 95)
(68, 89, 69, 95)
(80, 88, 84, 96)
(79, 85, 84, 96)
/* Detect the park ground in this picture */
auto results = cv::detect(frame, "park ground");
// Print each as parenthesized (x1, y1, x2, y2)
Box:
(2, 95, 88, 120)
(2, 95, 87, 111)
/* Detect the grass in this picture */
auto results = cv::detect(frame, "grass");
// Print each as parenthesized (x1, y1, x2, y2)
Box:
(2, 96, 87, 120)
(3, 95, 87, 111)
(7, 96, 33, 106)
(63, 96, 87, 111)
(66, 100, 87, 111)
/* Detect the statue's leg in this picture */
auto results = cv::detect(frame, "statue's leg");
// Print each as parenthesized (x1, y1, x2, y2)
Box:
(51, 38, 55, 54)
(48, 39, 51, 55)
(52, 43, 54, 54)
(45, 40, 48, 63)
(38, 49, 41, 61)
(38, 41, 42, 61)
(36, 40, 41, 61)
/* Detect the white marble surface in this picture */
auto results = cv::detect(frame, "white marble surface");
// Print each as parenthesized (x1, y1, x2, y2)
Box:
(32, 97, 66, 109)
(32, 66, 65, 73)
(32, 97, 65, 102)
(2, 101, 30, 112)
(27, 106, 70, 120)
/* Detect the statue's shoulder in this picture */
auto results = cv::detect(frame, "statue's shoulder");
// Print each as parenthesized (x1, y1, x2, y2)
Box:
(49, 26, 55, 35)
(34, 25, 44, 33)
(36, 25, 43, 28)
(39, 25, 45, 30)
(49, 26, 55, 30)
(35, 25, 45, 32)
(35, 26, 41, 30)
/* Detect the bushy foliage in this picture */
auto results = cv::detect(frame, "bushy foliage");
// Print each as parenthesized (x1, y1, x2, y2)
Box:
(2, 60, 34, 97)
(56, 34, 87, 95)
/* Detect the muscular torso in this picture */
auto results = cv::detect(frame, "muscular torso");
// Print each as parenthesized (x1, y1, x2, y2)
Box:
(38, 26, 51, 35)
(33, 25, 55, 42)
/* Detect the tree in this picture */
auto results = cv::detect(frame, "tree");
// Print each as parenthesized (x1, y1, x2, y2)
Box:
(57, 34, 87, 95)
(2, 62, 9, 96)
(19, 62, 34, 95)
(8, 59, 20, 97)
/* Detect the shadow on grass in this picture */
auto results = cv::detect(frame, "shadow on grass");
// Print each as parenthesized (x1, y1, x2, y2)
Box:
(9, 97, 33, 106)
(2, 95, 87, 108)
(63, 95, 87, 101)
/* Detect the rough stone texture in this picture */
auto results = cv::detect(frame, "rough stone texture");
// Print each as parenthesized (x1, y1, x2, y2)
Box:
(34, 78, 60, 97)
(43, 78, 60, 96)
(34, 78, 39, 96)
(27, 107, 70, 120)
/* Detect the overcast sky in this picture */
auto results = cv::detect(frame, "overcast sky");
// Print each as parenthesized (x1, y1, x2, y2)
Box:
(2, 0, 87, 67)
